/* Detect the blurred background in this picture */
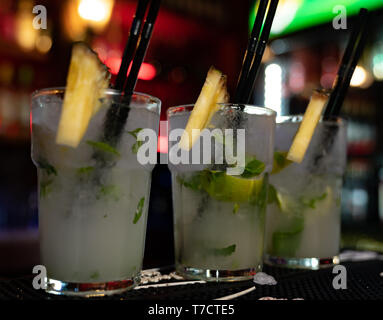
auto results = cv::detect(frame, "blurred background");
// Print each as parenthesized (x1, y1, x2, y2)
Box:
(0, 0, 382, 277)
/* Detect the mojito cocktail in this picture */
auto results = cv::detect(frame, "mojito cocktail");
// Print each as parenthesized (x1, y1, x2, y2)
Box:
(168, 104, 275, 281)
(31, 88, 160, 295)
(265, 116, 347, 269)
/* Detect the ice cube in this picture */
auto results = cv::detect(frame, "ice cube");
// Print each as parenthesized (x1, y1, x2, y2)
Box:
(253, 272, 277, 285)
(32, 94, 62, 133)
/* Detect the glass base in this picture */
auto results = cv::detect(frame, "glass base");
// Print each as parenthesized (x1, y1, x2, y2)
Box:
(264, 254, 339, 270)
(176, 264, 261, 282)
(44, 275, 139, 297)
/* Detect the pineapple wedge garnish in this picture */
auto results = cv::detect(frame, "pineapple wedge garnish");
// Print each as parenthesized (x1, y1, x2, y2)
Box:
(179, 66, 229, 151)
(206, 75, 229, 126)
(287, 90, 329, 163)
(56, 43, 110, 148)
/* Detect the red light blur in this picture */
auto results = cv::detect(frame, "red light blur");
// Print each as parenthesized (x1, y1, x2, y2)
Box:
(29, 112, 32, 135)
(157, 135, 168, 154)
(105, 58, 156, 80)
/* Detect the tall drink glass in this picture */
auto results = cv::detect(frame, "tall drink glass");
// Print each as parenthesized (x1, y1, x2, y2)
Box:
(264, 116, 347, 269)
(31, 88, 161, 296)
(168, 104, 275, 281)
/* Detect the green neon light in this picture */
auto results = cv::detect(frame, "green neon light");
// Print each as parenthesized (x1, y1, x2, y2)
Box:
(249, 0, 383, 37)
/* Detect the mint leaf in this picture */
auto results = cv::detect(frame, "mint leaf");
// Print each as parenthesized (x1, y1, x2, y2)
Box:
(37, 158, 57, 176)
(208, 170, 225, 181)
(127, 128, 143, 139)
(133, 197, 145, 224)
(128, 128, 143, 154)
(209, 244, 236, 257)
(254, 175, 268, 214)
(269, 187, 305, 256)
(86, 140, 120, 156)
(201, 170, 225, 189)
(40, 179, 53, 198)
(299, 192, 327, 209)
(274, 151, 292, 168)
(271, 151, 292, 175)
(268, 184, 281, 208)
(233, 203, 239, 214)
(97, 185, 119, 201)
(241, 159, 265, 178)
(177, 172, 207, 191)
(271, 216, 305, 257)
(269, 189, 328, 257)
(90, 271, 99, 280)
(132, 140, 143, 154)
(77, 166, 94, 175)
(38, 159, 57, 198)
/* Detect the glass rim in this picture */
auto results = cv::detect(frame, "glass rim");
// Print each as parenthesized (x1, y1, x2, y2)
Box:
(31, 86, 161, 106)
(167, 103, 276, 117)
(276, 114, 346, 126)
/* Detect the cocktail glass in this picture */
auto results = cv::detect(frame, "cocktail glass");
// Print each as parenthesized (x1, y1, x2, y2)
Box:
(168, 104, 275, 281)
(264, 115, 347, 269)
(31, 88, 161, 296)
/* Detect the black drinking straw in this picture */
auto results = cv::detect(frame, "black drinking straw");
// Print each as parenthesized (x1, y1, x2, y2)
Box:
(101, 0, 161, 147)
(323, 8, 369, 119)
(114, 0, 150, 91)
(313, 8, 369, 167)
(124, 0, 161, 96)
(233, 0, 270, 103)
(241, 0, 279, 104)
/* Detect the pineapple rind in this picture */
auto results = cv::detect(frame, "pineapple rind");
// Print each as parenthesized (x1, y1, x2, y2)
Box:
(206, 75, 229, 126)
(179, 66, 228, 151)
(56, 43, 110, 148)
(287, 91, 328, 163)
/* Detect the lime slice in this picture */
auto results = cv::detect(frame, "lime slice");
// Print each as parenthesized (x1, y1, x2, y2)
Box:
(202, 171, 263, 203)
